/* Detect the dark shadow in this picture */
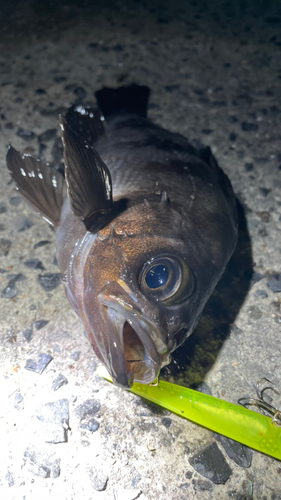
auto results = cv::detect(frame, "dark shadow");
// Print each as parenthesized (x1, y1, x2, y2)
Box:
(161, 198, 253, 388)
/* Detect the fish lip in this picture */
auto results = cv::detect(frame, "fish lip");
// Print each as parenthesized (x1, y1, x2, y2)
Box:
(98, 291, 169, 389)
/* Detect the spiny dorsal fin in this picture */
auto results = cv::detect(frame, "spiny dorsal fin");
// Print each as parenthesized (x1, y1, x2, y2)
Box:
(60, 116, 113, 232)
(6, 146, 65, 227)
(65, 104, 105, 147)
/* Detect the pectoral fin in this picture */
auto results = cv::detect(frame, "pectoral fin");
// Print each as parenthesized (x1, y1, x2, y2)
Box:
(6, 146, 65, 227)
(60, 117, 113, 232)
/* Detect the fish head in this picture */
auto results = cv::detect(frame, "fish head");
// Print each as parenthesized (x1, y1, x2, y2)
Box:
(69, 197, 232, 389)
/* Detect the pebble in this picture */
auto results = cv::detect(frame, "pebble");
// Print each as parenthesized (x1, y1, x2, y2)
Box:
(161, 417, 172, 428)
(38, 128, 57, 142)
(9, 196, 22, 206)
(13, 389, 24, 410)
(241, 122, 259, 132)
(16, 128, 36, 141)
(267, 274, 281, 292)
(52, 373, 68, 391)
(81, 418, 100, 433)
(24, 258, 45, 270)
(34, 240, 51, 248)
(249, 271, 263, 289)
(1, 273, 25, 299)
(24, 447, 61, 478)
(214, 434, 252, 468)
(38, 273, 61, 291)
(34, 319, 49, 330)
(36, 398, 70, 444)
(16, 216, 34, 232)
(25, 353, 53, 374)
(0, 202, 7, 214)
(189, 442, 232, 484)
(88, 466, 108, 491)
(0, 238, 11, 256)
(75, 398, 101, 420)
(22, 324, 33, 341)
(70, 350, 81, 361)
(254, 289, 268, 298)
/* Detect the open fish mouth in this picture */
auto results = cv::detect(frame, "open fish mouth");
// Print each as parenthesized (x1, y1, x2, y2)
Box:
(98, 293, 170, 389)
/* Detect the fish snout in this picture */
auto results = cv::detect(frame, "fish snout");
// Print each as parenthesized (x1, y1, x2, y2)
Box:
(97, 283, 170, 388)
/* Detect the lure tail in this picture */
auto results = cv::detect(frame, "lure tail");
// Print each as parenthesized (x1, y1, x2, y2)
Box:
(95, 84, 150, 119)
(6, 146, 65, 227)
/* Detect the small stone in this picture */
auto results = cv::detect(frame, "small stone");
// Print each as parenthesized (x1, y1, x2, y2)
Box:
(244, 162, 254, 172)
(231, 325, 243, 336)
(75, 399, 101, 420)
(0, 202, 7, 214)
(1, 274, 25, 299)
(24, 447, 61, 478)
(9, 196, 22, 206)
(5, 471, 15, 487)
(161, 417, 172, 428)
(70, 350, 81, 361)
(254, 289, 268, 298)
(201, 129, 213, 135)
(259, 187, 271, 197)
(88, 466, 108, 491)
(189, 442, 232, 484)
(215, 434, 252, 468)
(22, 324, 33, 341)
(241, 122, 259, 132)
(256, 211, 270, 223)
(52, 374, 68, 391)
(34, 319, 49, 330)
(36, 399, 70, 443)
(38, 129, 57, 142)
(267, 274, 281, 293)
(25, 353, 53, 374)
(193, 478, 213, 492)
(1, 280, 17, 298)
(34, 240, 51, 249)
(38, 273, 61, 291)
(24, 258, 45, 270)
(81, 418, 100, 433)
(229, 133, 236, 141)
(35, 88, 46, 94)
(247, 305, 262, 320)
(249, 271, 263, 289)
(17, 128, 36, 141)
(0, 238, 11, 256)
(16, 217, 34, 232)
(13, 389, 24, 410)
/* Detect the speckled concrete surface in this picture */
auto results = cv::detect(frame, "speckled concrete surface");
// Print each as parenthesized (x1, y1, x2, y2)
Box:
(1, 1, 281, 499)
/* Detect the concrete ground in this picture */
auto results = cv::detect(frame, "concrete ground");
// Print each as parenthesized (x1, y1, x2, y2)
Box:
(0, 1, 281, 499)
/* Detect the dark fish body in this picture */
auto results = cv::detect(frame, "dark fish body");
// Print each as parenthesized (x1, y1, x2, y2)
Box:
(7, 85, 238, 388)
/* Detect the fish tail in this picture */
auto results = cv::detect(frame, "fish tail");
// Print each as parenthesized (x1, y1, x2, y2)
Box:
(95, 84, 150, 119)
(6, 146, 65, 227)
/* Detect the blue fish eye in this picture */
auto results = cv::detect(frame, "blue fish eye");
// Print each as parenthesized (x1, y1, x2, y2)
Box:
(145, 264, 169, 289)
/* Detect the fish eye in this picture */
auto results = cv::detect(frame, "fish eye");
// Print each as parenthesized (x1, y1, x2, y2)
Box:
(139, 256, 195, 305)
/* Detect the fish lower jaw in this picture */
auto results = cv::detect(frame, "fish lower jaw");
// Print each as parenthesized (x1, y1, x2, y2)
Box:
(101, 303, 168, 389)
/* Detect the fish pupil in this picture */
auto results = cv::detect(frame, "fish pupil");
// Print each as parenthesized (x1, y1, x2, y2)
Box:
(145, 264, 169, 289)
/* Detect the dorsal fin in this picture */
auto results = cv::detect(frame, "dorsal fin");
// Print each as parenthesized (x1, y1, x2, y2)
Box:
(6, 146, 65, 227)
(60, 116, 113, 232)
(65, 104, 105, 147)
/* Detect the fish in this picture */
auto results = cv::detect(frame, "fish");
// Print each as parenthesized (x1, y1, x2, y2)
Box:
(6, 84, 238, 389)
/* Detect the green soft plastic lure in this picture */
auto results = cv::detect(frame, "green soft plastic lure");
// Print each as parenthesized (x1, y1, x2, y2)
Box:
(97, 366, 281, 460)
